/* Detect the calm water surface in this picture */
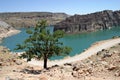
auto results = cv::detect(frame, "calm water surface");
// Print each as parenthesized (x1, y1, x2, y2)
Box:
(1, 27, 120, 60)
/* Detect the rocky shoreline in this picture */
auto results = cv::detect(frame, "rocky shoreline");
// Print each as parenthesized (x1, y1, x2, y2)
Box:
(0, 29, 20, 43)
(0, 20, 20, 43)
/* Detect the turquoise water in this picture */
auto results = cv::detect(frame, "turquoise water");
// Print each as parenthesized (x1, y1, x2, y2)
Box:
(0, 27, 120, 60)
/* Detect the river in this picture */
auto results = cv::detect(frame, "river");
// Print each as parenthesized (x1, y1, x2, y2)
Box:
(0, 26, 120, 60)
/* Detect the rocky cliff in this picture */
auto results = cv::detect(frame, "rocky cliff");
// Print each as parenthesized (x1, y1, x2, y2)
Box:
(0, 12, 69, 28)
(54, 10, 120, 33)
(0, 20, 13, 35)
(0, 20, 20, 42)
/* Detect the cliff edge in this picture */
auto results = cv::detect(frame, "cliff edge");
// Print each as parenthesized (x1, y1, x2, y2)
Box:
(54, 10, 120, 33)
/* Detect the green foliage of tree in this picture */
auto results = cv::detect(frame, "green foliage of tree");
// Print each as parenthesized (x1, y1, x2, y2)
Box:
(15, 20, 72, 69)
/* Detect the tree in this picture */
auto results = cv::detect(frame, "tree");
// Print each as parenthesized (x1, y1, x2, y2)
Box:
(15, 20, 72, 69)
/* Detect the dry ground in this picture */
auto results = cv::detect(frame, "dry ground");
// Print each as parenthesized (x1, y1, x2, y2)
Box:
(0, 42, 120, 80)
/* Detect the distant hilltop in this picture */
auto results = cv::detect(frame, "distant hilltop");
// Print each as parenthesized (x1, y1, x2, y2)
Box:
(0, 12, 69, 27)
(54, 10, 120, 33)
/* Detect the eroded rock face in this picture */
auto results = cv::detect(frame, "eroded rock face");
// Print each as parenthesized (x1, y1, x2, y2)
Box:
(0, 20, 12, 33)
(54, 10, 120, 33)
(0, 20, 20, 41)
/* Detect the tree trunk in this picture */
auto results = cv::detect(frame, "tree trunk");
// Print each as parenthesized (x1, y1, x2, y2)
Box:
(43, 54, 47, 69)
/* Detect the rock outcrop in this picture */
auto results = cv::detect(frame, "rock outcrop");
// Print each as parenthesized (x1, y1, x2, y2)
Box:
(0, 12, 69, 27)
(0, 20, 20, 42)
(54, 10, 120, 33)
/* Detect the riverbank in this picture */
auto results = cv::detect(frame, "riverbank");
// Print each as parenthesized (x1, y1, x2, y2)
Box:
(0, 29, 20, 43)
(28, 38, 120, 67)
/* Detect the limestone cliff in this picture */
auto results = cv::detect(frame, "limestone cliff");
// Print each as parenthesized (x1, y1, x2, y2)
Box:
(54, 10, 120, 33)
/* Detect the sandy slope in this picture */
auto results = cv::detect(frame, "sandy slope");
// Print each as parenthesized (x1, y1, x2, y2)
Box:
(28, 38, 120, 67)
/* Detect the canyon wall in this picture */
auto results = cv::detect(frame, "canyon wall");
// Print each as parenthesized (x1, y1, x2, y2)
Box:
(54, 10, 120, 33)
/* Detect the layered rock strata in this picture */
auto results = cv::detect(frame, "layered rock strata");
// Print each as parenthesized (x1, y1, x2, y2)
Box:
(54, 10, 120, 33)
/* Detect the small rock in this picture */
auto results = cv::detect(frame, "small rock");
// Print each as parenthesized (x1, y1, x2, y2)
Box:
(118, 43, 120, 45)
(0, 62, 3, 66)
(26, 66, 34, 69)
(107, 65, 117, 71)
(64, 63, 72, 66)
(89, 61, 93, 64)
(113, 51, 118, 54)
(12, 59, 16, 62)
(51, 64, 59, 68)
(115, 70, 120, 77)
(102, 49, 106, 51)
(101, 61, 108, 65)
(115, 73, 120, 77)
(87, 67, 93, 74)
(83, 49, 87, 52)
(72, 66, 80, 71)
(97, 51, 101, 55)
(71, 71, 78, 77)
(15, 60, 22, 65)
(78, 70, 84, 74)
(13, 70, 16, 72)
(102, 53, 112, 58)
